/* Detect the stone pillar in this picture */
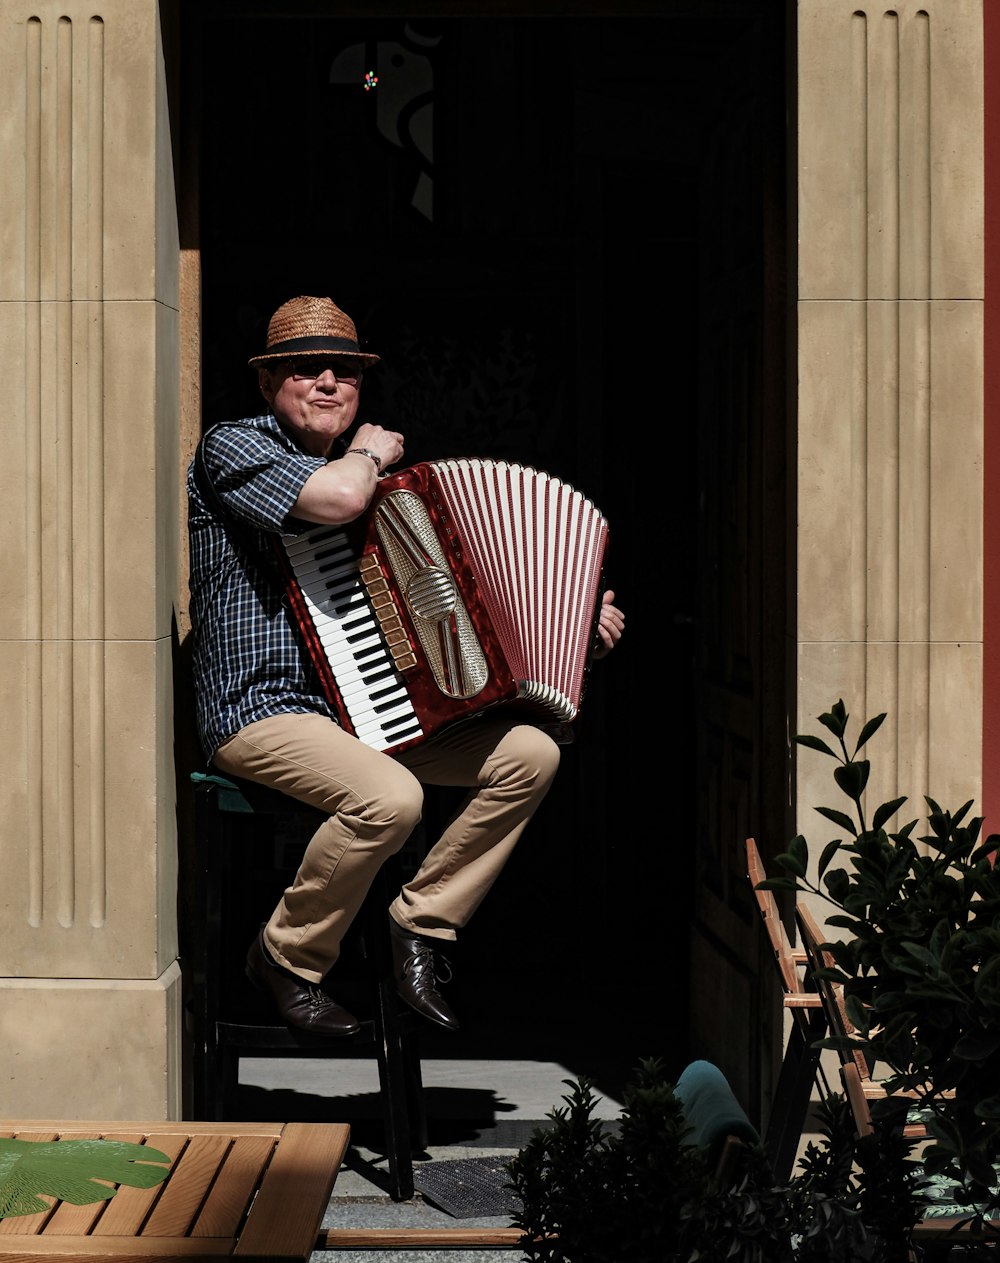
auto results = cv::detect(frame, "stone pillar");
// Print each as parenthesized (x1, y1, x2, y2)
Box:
(796, 0, 983, 840)
(0, 0, 181, 1117)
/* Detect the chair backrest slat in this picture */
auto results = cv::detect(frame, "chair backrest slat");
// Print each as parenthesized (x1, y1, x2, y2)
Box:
(795, 904, 874, 1086)
(746, 838, 821, 1008)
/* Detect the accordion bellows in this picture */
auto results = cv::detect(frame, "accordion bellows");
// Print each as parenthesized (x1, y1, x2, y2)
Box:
(279, 459, 610, 755)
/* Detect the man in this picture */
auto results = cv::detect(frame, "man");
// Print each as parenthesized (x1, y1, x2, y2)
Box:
(187, 294, 624, 1035)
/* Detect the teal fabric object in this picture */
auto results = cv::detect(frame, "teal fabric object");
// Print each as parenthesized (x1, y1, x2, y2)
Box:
(190, 770, 254, 813)
(674, 1060, 760, 1161)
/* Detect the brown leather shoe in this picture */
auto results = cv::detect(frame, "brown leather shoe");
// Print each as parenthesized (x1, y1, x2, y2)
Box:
(389, 916, 459, 1031)
(245, 928, 361, 1037)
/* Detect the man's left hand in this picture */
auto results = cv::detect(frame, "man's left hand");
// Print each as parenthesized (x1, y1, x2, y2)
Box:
(593, 589, 624, 659)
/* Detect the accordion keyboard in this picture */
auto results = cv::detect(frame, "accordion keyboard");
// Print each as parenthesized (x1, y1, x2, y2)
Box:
(282, 525, 424, 751)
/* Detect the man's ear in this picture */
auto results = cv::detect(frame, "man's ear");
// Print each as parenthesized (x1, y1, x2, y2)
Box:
(258, 367, 274, 405)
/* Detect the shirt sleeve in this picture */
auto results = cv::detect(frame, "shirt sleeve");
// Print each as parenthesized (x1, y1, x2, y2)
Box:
(201, 423, 326, 533)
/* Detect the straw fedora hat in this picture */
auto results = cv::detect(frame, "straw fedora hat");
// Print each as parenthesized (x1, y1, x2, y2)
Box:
(248, 295, 380, 368)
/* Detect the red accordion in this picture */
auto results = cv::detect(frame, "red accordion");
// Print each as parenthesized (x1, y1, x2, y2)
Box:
(278, 459, 610, 755)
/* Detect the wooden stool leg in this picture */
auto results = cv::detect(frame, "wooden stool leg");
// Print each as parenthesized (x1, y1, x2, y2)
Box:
(403, 1027, 428, 1152)
(365, 859, 421, 1201)
(374, 983, 416, 1199)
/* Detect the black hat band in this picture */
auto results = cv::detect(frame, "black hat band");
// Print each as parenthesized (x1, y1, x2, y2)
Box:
(263, 335, 363, 357)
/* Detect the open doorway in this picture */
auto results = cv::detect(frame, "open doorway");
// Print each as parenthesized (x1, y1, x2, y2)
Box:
(182, 2, 790, 1118)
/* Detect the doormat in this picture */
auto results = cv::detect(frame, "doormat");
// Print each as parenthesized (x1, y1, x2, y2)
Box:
(413, 1156, 522, 1219)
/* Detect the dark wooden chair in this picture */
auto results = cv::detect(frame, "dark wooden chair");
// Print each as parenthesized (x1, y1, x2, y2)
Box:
(187, 772, 426, 1202)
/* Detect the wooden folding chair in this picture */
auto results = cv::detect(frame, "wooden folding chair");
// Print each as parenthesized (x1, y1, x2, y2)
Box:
(839, 1060, 1000, 1259)
(796, 909, 1000, 1259)
(745, 837, 833, 1180)
(795, 902, 937, 1141)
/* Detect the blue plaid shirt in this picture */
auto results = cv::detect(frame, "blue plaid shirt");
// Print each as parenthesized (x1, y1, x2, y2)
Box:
(187, 413, 336, 761)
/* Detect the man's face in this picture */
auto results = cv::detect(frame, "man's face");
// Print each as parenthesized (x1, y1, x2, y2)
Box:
(259, 358, 363, 456)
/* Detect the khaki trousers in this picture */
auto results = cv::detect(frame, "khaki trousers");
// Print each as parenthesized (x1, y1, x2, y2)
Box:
(212, 711, 560, 984)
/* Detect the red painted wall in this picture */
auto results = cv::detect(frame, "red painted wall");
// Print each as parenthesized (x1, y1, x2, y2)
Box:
(984, 1, 1000, 840)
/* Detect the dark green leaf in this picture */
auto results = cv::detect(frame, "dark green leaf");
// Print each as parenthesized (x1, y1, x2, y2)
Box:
(872, 797, 907, 831)
(787, 833, 809, 873)
(953, 1032, 1000, 1062)
(973, 1094, 1000, 1122)
(898, 942, 939, 967)
(815, 806, 858, 835)
(755, 876, 799, 893)
(816, 839, 842, 881)
(824, 868, 851, 902)
(823, 700, 849, 734)
(949, 800, 976, 829)
(834, 760, 869, 801)
(794, 734, 837, 757)
(853, 713, 886, 753)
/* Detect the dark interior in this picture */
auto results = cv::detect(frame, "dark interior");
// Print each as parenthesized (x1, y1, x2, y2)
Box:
(182, 1, 787, 1124)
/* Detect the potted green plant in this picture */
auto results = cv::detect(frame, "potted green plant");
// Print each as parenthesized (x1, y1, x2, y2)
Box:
(764, 699, 1000, 1232)
(506, 1056, 921, 1262)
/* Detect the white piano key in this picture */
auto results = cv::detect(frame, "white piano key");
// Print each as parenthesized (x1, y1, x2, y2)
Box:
(314, 626, 383, 662)
(338, 675, 409, 705)
(282, 529, 425, 752)
(353, 700, 422, 739)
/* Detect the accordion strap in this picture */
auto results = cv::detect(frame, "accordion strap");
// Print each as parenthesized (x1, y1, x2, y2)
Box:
(192, 424, 245, 538)
(192, 425, 288, 590)
(193, 439, 219, 509)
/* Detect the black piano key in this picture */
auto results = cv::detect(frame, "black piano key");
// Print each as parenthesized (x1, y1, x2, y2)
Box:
(345, 617, 380, 639)
(358, 664, 397, 687)
(370, 681, 405, 702)
(384, 713, 422, 735)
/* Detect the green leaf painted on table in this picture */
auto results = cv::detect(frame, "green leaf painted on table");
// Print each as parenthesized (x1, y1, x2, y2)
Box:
(0, 1138, 170, 1219)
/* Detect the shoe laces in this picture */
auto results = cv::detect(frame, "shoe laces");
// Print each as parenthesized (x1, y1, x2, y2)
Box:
(305, 983, 334, 1010)
(404, 943, 453, 988)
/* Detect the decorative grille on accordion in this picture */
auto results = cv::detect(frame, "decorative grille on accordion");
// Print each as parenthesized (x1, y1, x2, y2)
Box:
(279, 459, 610, 755)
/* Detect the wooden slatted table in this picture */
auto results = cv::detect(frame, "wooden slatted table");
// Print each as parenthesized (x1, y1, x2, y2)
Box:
(0, 1120, 350, 1262)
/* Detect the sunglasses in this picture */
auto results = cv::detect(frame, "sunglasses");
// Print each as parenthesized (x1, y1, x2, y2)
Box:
(287, 358, 363, 385)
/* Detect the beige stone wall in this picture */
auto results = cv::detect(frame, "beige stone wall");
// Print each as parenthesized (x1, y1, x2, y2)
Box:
(0, 0, 181, 1117)
(796, 0, 984, 856)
